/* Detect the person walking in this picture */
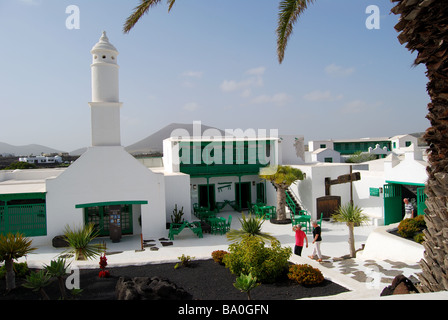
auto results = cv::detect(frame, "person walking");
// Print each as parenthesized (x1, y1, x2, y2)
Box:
(293, 224, 308, 256)
(308, 220, 323, 262)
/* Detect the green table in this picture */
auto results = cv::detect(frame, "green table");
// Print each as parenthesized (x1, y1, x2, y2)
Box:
(208, 217, 226, 235)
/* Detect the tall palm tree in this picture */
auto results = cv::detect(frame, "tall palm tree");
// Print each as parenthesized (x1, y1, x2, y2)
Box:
(332, 203, 370, 258)
(390, 0, 448, 293)
(260, 165, 304, 221)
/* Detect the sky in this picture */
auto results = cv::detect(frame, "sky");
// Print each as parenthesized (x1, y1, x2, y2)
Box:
(0, 0, 430, 153)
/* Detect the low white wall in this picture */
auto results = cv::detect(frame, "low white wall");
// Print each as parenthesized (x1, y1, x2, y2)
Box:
(357, 223, 424, 263)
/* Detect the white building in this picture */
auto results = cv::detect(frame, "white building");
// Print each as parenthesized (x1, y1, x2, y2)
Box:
(19, 156, 62, 164)
(0, 32, 429, 247)
(0, 32, 191, 245)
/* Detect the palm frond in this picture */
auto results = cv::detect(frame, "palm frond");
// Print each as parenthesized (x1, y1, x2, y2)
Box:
(123, 0, 163, 33)
(277, 0, 314, 63)
(167, 0, 177, 12)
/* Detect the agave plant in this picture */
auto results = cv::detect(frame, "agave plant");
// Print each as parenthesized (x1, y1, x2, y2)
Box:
(45, 258, 71, 299)
(62, 223, 105, 261)
(226, 213, 277, 244)
(23, 269, 52, 300)
(233, 272, 260, 300)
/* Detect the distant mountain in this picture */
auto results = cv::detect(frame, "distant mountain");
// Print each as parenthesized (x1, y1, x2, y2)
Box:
(125, 122, 225, 155)
(69, 147, 88, 156)
(0, 142, 66, 156)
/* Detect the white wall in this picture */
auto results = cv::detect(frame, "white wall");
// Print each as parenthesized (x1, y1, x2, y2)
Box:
(164, 172, 191, 223)
(280, 135, 305, 165)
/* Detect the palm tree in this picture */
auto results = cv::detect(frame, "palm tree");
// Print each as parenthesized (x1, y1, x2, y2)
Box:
(260, 165, 304, 221)
(0, 233, 36, 291)
(276, 0, 315, 63)
(390, 0, 448, 293)
(332, 203, 370, 258)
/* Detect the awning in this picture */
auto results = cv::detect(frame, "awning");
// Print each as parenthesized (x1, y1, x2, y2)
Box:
(75, 200, 148, 209)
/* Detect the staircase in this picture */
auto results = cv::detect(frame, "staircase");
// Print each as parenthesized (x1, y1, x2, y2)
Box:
(286, 188, 302, 215)
(271, 182, 303, 215)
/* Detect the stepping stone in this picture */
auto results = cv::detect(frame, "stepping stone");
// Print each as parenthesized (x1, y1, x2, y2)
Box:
(160, 241, 173, 247)
(150, 247, 159, 251)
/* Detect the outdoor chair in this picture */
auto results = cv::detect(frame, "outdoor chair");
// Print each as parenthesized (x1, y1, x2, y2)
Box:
(226, 215, 232, 232)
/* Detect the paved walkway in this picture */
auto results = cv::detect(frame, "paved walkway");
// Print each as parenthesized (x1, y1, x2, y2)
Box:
(14, 210, 448, 300)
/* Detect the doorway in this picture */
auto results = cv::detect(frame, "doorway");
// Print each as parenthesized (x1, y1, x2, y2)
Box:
(198, 184, 216, 210)
(235, 182, 251, 210)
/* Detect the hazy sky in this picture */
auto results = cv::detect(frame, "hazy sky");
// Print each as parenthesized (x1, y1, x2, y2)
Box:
(0, 0, 430, 152)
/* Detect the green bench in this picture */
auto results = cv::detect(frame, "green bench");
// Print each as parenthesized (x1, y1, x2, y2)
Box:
(168, 221, 203, 240)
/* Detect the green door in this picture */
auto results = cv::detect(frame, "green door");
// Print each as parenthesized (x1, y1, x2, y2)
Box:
(417, 187, 427, 216)
(84, 204, 133, 236)
(235, 182, 251, 210)
(383, 184, 402, 225)
(198, 184, 216, 210)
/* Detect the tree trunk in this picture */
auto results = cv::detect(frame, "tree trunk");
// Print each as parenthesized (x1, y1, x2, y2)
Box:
(39, 288, 50, 300)
(5, 259, 16, 291)
(347, 222, 356, 258)
(276, 186, 287, 221)
(391, 0, 448, 293)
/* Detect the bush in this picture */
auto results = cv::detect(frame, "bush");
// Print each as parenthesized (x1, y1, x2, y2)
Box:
(287, 264, 324, 286)
(211, 250, 228, 265)
(398, 216, 426, 239)
(413, 232, 425, 244)
(222, 235, 291, 284)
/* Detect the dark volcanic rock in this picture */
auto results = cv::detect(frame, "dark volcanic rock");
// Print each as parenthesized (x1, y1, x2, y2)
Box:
(115, 276, 192, 300)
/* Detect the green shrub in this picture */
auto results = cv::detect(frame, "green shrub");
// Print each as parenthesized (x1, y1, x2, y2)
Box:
(222, 235, 291, 283)
(174, 254, 195, 269)
(398, 216, 426, 239)
(413, 215, 426, 229)
(211, 250, 228, 265)
(414, 232, 425, 244)
(287, 264, 324, 286)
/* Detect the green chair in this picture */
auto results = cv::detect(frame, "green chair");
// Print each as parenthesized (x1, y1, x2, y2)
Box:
(226, 215, 232, 232)
(317, 212, 323, 227)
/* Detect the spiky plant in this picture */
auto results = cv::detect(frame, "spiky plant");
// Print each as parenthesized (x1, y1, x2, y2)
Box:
(0, 233, 36, 291)
(45, 258, 71, 299)
(226, 213, 277, 244)
(233, 272, 260, 300)
(61, 223, 105, 261)
(23, 269, 52, 300)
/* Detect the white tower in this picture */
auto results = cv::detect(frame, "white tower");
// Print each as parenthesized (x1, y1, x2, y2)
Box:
(89, 31, 122, 146)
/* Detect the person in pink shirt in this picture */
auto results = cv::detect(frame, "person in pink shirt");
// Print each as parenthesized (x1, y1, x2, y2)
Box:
(293, 224, 308, 256)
